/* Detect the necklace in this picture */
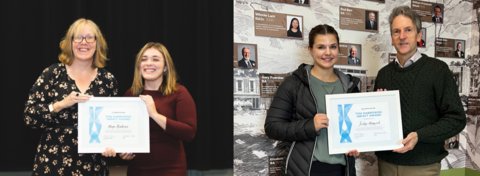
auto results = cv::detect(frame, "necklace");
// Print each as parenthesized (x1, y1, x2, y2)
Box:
(321, 85, 335, 94)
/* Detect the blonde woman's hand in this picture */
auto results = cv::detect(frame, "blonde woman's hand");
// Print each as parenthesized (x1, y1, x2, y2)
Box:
(54, 91, 91, 113)
(101, 147, 116, 157)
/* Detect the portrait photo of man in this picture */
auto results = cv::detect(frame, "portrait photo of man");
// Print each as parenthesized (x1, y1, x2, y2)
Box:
(432, 5, 443, 23)
(446, 135, 459, 149)
(417, 28, 426, 47)
(238, 47, 256, 68)
(454, 41, 465, 58)
(365, 11, 378, 30)
(347, 45, 361, 65)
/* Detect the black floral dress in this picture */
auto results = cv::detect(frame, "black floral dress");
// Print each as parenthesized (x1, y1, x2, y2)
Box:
(24, 63, 118, 176)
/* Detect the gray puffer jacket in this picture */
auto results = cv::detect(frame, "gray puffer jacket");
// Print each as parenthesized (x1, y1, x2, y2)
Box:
(265, 64, 359, 176)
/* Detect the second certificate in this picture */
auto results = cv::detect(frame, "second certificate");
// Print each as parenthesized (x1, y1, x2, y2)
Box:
(325, 91, 403, 154)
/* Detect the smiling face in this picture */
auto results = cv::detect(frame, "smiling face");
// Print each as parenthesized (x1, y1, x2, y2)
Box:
(391, 15, 421, 60)
(369, 13, 375, 21)
(350, 47, 357, 58)
(72, 23, 96, 62)
(308, 34, 338, 70)
(292, 19, 299, 29)
(243, 48, 251, 60)
(457, 43, 462, 51)
(140, 48, 166, 82)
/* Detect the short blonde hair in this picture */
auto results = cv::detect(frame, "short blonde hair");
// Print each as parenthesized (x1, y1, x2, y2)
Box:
(58, 18, 108, 68)
(130, 42, 178, 96)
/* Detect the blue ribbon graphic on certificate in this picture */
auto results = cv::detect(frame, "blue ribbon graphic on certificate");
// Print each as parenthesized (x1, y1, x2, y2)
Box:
(338, 104, 353, 143)
(335, 103, 392, 143)
(89, 107, 103, 143)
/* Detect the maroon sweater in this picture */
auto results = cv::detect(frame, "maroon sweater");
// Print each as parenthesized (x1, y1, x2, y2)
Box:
(124, 85, 197, 176)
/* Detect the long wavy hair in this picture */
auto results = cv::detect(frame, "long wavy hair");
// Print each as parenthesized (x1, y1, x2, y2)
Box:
(130, 42, 178, 96)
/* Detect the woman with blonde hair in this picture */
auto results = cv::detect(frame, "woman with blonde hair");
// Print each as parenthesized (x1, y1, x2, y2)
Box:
(24, 18, 118, 175)
(121, 42, 197, 176)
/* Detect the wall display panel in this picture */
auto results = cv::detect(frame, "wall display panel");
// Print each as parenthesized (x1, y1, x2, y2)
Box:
(388, 53, 397, 63)
(259, 73, 290, 98)
(339, 6, 379, 33)
(234, 43, 258, 69)
(254, 10, 304, 39)
(268, 156, 283, 176)
(338, 43, 362, 66)
(467, 97, 480, 115)
(435, 38, 466, 59)
(411, 0, 444, 23)
(265, 0, 310, 6)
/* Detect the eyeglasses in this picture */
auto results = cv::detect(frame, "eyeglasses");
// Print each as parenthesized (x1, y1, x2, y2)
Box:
(72, 36, 96, 43)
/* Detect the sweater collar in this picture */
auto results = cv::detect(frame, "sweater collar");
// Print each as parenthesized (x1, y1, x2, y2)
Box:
(390, 53, 429, 72)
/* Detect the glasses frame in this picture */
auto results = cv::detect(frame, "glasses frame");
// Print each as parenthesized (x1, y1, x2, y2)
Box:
(72, 36, 97, 43)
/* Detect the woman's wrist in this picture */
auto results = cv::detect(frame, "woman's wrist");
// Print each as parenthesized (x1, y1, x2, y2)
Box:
(53, 101, 63, 113)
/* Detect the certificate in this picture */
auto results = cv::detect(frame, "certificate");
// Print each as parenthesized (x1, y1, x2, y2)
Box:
(325, 91, 403, 154)
(77, 97, 150, 153)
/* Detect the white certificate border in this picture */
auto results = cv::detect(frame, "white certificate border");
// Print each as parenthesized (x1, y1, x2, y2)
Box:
(326, 90, 403, 154)
(78, 97, 150, 153)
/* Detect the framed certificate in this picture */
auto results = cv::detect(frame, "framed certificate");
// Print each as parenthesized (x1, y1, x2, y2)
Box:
(325, 91, 403, 154)
(78, 97, 150, 153)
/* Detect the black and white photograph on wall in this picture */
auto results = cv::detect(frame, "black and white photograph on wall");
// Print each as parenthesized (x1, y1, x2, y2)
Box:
(454, 40, 465, 58)
(445, 134, 460, 149)
(365, 11, 378, 31)
(294, 0, 308, 5)
(418, 28, 426, 47)
(453, 72, 461, 93)
(432, 4, 444, 23)
(347, 45, 361, 65)
(286, 16, 303, 38)
(234, 68, 285, 176)
(365, 77, 376, 92)
(234, 43, 258, 69)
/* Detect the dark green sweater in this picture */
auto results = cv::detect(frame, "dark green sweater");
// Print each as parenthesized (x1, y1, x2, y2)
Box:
(374, 54, 466, 166)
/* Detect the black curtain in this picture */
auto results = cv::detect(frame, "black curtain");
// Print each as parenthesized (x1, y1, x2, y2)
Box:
(0, 0, 232, 171)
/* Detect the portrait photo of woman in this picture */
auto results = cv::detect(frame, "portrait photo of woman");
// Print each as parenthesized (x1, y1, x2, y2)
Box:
(287, 17, 303, 38)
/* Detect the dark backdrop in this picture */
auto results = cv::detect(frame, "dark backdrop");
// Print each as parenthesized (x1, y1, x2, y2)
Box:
(0, 0, 233, 171)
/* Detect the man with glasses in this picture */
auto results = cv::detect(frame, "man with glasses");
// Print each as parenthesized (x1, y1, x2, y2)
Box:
(238, 47, 255, 68)
(374, 6, 465, 176)
(432, 5, 443, 23)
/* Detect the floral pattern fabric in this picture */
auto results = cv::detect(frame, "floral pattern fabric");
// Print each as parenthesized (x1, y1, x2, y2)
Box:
(24, 63, 118, 176)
